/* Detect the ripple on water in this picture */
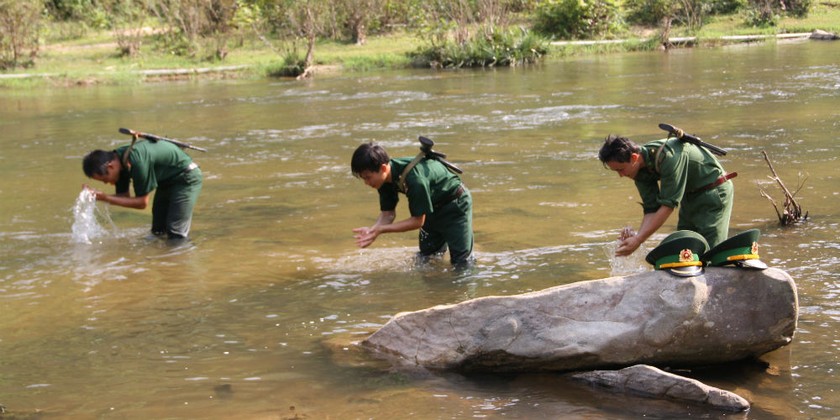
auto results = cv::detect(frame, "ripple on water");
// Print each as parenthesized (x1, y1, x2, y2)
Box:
(499, 105, 618, 130)
(312, 247, 419, 274)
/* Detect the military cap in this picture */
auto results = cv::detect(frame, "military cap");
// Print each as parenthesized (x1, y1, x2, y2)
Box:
(703, 229, 768, 269)
(645, 230, 710, 277)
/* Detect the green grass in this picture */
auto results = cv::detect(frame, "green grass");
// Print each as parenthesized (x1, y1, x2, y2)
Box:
(698, 0, 840, 36)
(307, 34, 418, 71)
(340, 53, 413, 72)
(314, 33, 420, 63)
(0, 30, 421, 87)
(778, 0, 840, 32)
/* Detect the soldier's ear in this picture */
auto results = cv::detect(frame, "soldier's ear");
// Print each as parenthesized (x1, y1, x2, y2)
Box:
(380, 163, 392, 179)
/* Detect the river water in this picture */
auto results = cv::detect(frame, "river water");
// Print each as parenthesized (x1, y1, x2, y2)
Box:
(1, 40, 838, 418)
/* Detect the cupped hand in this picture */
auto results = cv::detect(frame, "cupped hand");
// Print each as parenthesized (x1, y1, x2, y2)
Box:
(352, 226, 379, 248)
(615, 235, 642, 256)
(618, 226, 635, 241)
(82, 184, 102, 200)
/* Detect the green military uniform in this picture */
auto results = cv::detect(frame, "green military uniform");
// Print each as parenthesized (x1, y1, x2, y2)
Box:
(634, 138, 734, 248)
(378, 157, 473, 265)
(115, 140, 203, 238)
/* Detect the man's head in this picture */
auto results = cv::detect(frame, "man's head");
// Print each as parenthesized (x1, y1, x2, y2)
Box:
(599, 134, 643, 179)
(351, 142, 391, 189)
(83, 150, 121, 185)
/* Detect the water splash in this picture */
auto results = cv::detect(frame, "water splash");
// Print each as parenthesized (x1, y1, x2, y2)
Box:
(603, 240, 651, 276)
(71, 189, 112, 244)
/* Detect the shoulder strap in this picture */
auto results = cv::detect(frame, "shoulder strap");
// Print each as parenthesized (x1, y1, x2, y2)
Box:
(397, 153, 425, 194)
(122, 134, 140, 169)
(653, 140, 669, 174)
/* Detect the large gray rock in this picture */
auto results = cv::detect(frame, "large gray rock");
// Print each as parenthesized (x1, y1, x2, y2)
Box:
(810, 29, 839, 40)
(362, 267, 797, 372)
(572, 364, 750, 411)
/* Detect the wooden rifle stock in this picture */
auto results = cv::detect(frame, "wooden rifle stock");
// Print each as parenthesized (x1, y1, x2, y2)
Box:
(419, 136, 463, 174)
(658, 123, 727, 156)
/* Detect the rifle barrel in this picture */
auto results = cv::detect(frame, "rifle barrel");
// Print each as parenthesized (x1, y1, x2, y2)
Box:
(118, 128, 207, 152)
(683, 135, 727, 156)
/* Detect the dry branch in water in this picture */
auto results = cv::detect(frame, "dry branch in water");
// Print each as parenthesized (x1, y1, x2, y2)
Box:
(758, 150, 808, 225)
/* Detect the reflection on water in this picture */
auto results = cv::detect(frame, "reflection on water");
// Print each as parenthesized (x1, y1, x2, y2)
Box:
(0, 41, 838, 418)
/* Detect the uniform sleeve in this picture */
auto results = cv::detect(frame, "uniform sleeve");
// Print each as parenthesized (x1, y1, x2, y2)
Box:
(634, 175, 663, 214)
(114, 146, 131, 195)
(116, 172, 130, 195)
(378, 183, 399, 212)
(655, 145, 689, 209)
(129, 148, 157, 197)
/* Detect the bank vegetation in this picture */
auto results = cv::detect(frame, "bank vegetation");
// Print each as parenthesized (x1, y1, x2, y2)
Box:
(1, 0, 838, 87)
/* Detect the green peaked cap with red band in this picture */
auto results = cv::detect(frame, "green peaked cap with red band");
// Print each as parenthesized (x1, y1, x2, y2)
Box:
(702, 228, 768, 269)
(645, 230, 710, 276)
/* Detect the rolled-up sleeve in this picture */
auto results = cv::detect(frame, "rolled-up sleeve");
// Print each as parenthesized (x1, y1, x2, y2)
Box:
(635, 177, 663, 213)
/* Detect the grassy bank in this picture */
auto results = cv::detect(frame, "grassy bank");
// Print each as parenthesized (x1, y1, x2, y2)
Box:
(0, 31, 424, 89)
(2, 1, 838, 89)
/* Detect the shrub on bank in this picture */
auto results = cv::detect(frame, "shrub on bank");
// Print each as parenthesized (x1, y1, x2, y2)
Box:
(410, 28, 549, 68)
(533, 0, 624, 39)
(265, 49, 307, 78)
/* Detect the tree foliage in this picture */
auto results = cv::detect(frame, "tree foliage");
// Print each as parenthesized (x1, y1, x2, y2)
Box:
(332, 0, 386, 45)
(147, 0, 239, 59)
(0, 0, 43, 69)
(46, 0, 102, 22)
(107, 0, 153, 57)
(533, 0, 623, 39)
(744, 0, 810, 26)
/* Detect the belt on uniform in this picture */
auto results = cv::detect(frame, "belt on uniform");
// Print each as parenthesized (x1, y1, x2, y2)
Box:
(692, 172, 737, 194)
(434, 184, 465, 210)
(183, 162, 199, 174)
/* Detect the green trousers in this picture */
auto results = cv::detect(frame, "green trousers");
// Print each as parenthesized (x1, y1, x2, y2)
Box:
(418, 188, 474, 265)
(152, 167, 203, 239)
(677, 180, 734, 248)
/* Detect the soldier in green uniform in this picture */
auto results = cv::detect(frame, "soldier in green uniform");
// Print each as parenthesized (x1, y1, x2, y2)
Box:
(351, 142, 474, 266)
(82, 139, 203, 240)
(598, 134, 735, 256)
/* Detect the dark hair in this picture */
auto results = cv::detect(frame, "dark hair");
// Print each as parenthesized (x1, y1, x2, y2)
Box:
(351, 142, 390, 177)
(82, 150, 117, 177)
(598, 135, 639, 166)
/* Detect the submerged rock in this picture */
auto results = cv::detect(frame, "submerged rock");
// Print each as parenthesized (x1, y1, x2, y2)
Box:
(361, 267, 797, 372)
(572, 364, 750, 412)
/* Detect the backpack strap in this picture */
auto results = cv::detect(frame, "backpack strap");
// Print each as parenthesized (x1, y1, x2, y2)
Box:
(652, 141, 668, 174)
(397, 153, 425, 194)
(121, 134, 139, 169)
